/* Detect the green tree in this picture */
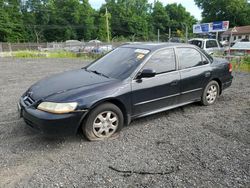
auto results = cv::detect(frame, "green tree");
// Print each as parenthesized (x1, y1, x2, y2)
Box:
(0, 0, 201, 42)
(93, 9, 111, 41)
(151, 1, 170, 40)
(0, 1, 12, 41)
(0, 0, 26, 42)
(103, 0, 150, 41)
(165, 3, 197, 35)
(78, 0, 95, 41)
(32, 0, 96, 42)
(22, 0, 50, 42)
(151, 1, 170, 31)
(194, 0, 250, 26)
(44, 0, 79, 41)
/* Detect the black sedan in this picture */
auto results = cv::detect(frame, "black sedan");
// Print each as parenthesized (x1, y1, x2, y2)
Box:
(18, 43, 233, 141)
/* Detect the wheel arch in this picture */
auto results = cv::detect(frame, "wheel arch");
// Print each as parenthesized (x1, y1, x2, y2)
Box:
(77, 98, 130, 133)
(211, 78, 222, 95)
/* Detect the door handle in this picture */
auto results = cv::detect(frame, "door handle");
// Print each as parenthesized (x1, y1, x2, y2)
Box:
(170, 80, 178, 86)
(205, 72, 211, 77)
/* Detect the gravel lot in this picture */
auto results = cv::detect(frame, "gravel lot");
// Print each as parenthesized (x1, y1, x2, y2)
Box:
(0, 57, 249, 187)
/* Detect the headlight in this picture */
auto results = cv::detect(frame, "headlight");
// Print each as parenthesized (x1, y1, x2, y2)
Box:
(37, 102, 78, 114)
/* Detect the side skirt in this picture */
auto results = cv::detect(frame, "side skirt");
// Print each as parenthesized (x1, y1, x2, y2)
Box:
(131, 100, 200, 119)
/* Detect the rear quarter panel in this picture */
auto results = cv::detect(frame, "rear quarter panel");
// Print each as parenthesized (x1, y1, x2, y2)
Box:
(210, 57, 233, 88)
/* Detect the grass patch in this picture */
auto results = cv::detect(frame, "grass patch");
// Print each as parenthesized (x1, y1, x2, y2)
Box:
(47, 51, 78, 58)
(231, 56, 250, 72)
(13, 50, 47, 58)
(11, 50, 99, 60)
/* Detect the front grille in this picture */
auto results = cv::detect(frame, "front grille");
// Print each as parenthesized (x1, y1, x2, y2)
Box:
(23, 95, 35, 106)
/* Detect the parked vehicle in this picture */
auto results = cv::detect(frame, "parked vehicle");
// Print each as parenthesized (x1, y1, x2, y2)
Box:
(88, 40, 102, 44)
(189, 38, 224, 55)
(91, 45, 113, 54)
(224, 42, 250, 56)
(169, 37, 184, 43)
(18, 43, 233, 141)
(39, 43, 63, 52)
(84, 40, 103, 53)
(64, 40, 84, 52)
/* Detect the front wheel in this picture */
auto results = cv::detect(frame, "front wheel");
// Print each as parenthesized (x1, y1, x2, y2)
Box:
(201, 81, 220, 106)
(82, 103, 124, 141)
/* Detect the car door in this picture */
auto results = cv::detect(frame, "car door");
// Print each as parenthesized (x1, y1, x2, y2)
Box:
(176, 47, 212, 103)
(131, 48, 181, 117)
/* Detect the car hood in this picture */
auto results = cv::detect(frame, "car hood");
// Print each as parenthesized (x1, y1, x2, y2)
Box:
(27, 69, 117, 101)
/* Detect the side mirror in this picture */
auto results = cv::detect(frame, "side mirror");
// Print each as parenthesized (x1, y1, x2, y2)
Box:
(137, 69, 156, 79)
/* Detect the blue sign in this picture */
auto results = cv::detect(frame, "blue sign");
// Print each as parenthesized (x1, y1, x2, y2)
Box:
(201, 24, 209, 33)
(213, 21, 223, 31)
(193, 21, 229, 33)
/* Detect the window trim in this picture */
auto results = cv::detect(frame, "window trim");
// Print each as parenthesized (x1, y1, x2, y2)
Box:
(176, 47, 211, 71)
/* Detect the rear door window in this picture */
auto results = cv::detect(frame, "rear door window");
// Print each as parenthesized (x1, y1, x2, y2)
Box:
(177, 48, 207, 69)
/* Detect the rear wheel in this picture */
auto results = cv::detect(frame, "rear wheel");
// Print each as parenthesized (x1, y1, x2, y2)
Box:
(82, 103, 124, 141)
(201, 81, 220, 106)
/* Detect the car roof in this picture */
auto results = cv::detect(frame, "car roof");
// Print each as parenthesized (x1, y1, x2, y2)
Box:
(120, 42, 193, 51)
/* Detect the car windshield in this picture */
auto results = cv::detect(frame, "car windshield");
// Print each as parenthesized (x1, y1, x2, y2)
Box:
(86, 47, 150, 79)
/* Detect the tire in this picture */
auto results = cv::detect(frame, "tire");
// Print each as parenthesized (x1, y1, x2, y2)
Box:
(82, 102, 124, 141)
(201, 81, 220, 106)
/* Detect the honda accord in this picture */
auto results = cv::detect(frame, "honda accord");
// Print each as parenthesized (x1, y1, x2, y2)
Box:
(18, 43, 233, 141)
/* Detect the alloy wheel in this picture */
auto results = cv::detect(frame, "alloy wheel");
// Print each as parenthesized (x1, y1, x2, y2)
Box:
(92, 111, 119, 138)
(206, 85, 218, 104)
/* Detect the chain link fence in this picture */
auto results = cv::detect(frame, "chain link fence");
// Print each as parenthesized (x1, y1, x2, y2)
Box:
(0, 41, 125, 55)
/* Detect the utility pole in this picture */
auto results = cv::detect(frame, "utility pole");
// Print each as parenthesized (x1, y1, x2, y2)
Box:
(105, 7, 110, 43)
(169, 27, 171, 41)
(185, 24, 188, 43)
(229, 27, 237, 56)
(157, 29, 160, 43)
(216, 31, 219, 41)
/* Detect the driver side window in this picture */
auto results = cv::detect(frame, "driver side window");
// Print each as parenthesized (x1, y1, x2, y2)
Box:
(143, 48, 176, 74)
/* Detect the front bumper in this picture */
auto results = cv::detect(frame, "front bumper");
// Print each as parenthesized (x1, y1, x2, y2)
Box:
(19, 99, 87, 136)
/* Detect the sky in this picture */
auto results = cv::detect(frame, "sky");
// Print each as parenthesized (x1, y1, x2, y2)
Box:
(89, 0, 202, 21)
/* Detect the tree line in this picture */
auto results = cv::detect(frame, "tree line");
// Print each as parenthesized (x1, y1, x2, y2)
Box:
(0, 0, 249, 43)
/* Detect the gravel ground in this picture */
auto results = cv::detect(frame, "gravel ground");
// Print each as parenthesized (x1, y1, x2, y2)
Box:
(0, 57, 249, 188)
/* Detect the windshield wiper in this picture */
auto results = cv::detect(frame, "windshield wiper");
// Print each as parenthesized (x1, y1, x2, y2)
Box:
(87, 69, 110, 78)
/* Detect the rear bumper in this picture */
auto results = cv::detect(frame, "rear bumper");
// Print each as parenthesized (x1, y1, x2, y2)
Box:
(222, 76, 233, 90)
(19, 99, 87, 136)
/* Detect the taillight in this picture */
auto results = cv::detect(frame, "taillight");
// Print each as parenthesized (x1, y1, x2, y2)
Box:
(228, 63, 233, 73)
